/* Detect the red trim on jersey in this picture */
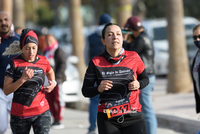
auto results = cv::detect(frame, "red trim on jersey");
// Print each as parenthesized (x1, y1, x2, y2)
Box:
(11, 91, 49, 117)
(94, 50, 145, 112)
(22, 30, 38, 48)
(10, 55, 51, 117)
(13, 55, 51, 73)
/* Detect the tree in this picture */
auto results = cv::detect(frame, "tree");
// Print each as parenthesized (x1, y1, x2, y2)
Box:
(132, 0, 146, 20)
(144, 0, 165, 18)
(68, 0, 86, 80)
(1, 0, 13, 19)
(183, 0, 200, 20)
(115, 0, 132, 27)
(13, 0, 25, 29)
(165, 0, 192, 93)
(86, 0, 115, 25)
(36, 2, 54, 28)
(143, 0, 200, 20)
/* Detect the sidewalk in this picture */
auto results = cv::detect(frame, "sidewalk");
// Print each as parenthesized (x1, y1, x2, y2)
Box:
(5, 77, 199, 134)
(152, 77, 200, 134)
(4, 108, 184, 134)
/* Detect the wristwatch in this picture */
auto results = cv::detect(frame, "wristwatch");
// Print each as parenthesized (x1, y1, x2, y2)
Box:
(51, 80, 57, 86)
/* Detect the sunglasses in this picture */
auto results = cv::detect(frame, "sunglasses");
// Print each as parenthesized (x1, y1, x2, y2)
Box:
(193, 35, 200, 40)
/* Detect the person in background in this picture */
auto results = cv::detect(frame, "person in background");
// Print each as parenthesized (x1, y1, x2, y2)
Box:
(3, 28, 56, 134)
(45, 34, 67, 129)
(84, 13, 111, 134)
(191, 24, 200, 115)
(14, 27, 23, 35)
(34, 30, 47, 55)
(123, 16, 157, 134)
(0, 11, 20, 134)
(82, 23, 149, 134)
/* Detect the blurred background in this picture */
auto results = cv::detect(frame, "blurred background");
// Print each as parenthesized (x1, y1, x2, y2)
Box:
(1, 0, 200, 105)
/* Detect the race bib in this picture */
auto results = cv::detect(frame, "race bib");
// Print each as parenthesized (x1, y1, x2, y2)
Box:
(105, 97, 131, 119)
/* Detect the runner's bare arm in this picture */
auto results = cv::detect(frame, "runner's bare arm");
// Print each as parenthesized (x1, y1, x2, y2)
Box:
(4, 67, 34, 95)
(44, 68, 56, 93)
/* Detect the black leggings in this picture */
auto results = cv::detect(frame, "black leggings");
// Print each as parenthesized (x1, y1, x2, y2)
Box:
(97, 112, 146, 134)
(10, 110, 51, 134)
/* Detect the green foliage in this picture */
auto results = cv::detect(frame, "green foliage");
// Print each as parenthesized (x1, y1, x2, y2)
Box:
(24, 0, 200, 27)
(144, 0, 200, 20)
(82, 0, 90, 5)
(36, 3, 54, 27)
(25, 0, 36, 22)
(144, 0, 165, 18)
(183, 0, 200, 20)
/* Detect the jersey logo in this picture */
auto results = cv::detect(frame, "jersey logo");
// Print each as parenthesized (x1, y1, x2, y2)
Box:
(40, 101, 44, 107)
(34, 69, 43, 74)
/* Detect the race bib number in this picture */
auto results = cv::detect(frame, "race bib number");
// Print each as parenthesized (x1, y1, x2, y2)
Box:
(105, 98, 131, 119)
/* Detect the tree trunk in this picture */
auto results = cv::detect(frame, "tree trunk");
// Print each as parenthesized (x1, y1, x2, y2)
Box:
(165, 0, 192, 93)
(115, 0, 132, 27)
(13, 0, 25, 28)
(1, 0, 13, 19)
(132, 0, 146, 20)
(68, 0, 86, 80)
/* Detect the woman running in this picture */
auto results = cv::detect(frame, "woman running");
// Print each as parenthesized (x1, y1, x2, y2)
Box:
(3, 28, 56, 134)
(82, 23, 149, 134)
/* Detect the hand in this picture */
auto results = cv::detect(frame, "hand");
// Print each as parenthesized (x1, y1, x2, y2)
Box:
(98, 80, 113, 93)
(128, 75, 140, 90)
(21, 67, 34, 82)
(126, 34, 134, 43)
(44, 80, 56, 93)
(123, 32, 129, 41)
(123, 32, 134, 43)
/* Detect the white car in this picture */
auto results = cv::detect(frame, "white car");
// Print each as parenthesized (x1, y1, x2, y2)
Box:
(48, 25, 97, 103)
(142, 17, 199, 75)
(48, 27, 83, 103)
(62, 55, 81, 103)
(44, 55, 81, 103)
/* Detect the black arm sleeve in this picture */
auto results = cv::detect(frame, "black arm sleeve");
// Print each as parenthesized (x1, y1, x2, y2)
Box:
(82, 79, 100, 97)
(81, 61, 100, 97)
(137, 69, 149, 89)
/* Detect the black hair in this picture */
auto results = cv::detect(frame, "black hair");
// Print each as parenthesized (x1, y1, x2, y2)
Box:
(101, 23, 121, 39)
(34, 30, 43, 37)
(193, 24, 200, 32)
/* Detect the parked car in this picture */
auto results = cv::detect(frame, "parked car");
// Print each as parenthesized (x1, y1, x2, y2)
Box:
(142, 17, 199, 75)
(62, 55, 81, 103)
(43, 55, 81, 104)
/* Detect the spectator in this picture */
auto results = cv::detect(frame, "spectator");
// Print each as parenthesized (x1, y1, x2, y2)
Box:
(123, 16, 157, 134)
(34, 30, 47, 55)
(0, 11, 20, 134)
(191, 24, 200, 115)
(14, 27, 23, 35)
(84, 13, 111, 134)
(45, 34, 67, 129)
